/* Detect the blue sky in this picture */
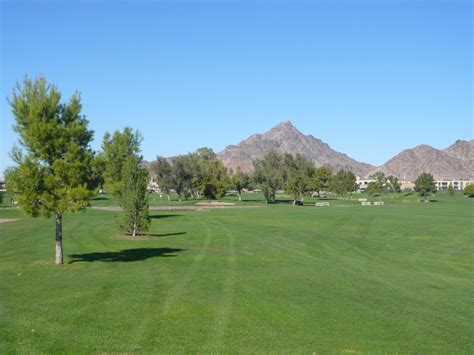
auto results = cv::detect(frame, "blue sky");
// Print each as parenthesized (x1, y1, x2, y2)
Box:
(1, 0, 472, 175)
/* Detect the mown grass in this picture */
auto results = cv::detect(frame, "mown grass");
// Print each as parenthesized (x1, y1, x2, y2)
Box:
(0, 193, 472, 352)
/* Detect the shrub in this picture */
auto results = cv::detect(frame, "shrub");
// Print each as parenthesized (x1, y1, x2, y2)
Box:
(464, 184, 474, 197)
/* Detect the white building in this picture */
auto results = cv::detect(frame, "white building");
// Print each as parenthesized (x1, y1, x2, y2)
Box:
(435, 179, 473, 191)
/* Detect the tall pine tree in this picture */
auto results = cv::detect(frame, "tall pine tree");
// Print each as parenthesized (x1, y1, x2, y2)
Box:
(5, 76, 99, 264)
(118, 155, 150, 237)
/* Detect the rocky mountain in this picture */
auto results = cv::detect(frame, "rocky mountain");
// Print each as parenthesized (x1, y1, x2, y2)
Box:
(217, 121, 374, 176)
(368, 140, 473, 181)
(443, 140, 474, 169)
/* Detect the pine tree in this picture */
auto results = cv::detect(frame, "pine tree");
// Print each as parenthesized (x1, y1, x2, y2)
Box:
(118, 155, 150, 237)
(5, 76, 99, 264)
(100, 128, 142, 198)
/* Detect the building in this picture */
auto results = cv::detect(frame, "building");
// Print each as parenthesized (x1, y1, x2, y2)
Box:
(435, 179, 473, 191)
(356, 177, 375, 192)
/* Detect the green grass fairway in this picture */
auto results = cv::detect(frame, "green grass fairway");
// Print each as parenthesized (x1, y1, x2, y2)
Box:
(0, 195, 473, 352)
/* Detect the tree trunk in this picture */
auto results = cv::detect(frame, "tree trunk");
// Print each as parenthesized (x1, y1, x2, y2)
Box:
(238, 192, 242, 202)
(132, 212, 137, 237)
(167, 194, 170, 201)
(55, 213, 63, 265)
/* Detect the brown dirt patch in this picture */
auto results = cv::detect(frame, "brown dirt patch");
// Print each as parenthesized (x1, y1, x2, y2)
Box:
(115, 235, 150, 241)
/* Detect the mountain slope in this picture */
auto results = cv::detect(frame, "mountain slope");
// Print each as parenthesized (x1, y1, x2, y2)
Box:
(217, 121, 374, 176)
(443, 140, 474, 171)
(368, 143, 473, 180)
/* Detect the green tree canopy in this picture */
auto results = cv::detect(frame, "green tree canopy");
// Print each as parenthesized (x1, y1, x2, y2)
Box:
(153, 156, 173, 200)
(447, 183, 455, 197)
(367, 172, 387, 200)
(464, 184, 474, 197)
(331, 170, 357, 197)
(118, 155, 150, 236)
(253, 151, 285, 203)
(386, 175, 401, 197)
(414, 172, 437, 201)
(310, 166, 332, 198)
(5, 76, 99, 264)
(283, 154, 314, 204)
(231, 167, 251, 201)
(101, 127, 142, 197)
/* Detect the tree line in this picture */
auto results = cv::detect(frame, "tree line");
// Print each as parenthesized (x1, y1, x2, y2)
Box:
(153, 149, 360, 205)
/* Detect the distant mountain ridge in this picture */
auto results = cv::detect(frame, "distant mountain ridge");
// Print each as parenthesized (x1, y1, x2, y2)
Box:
(217, 121, 374, 176)
(369, 140, 473, 181)
(217, 121, 472, 180)
(145, 121, 471, 181)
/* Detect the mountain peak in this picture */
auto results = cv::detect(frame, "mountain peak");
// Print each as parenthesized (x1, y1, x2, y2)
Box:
(266, 121, 303, 139)
(218, 121, 374, 175)
(275, 120, 295, 128)
(269, 120, 298, 132)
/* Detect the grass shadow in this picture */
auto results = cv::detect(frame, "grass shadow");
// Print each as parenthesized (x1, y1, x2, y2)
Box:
(69, 247, 185, 263)
(149, 214, 181, 219)
(273, 199, 294, 204)
(146, 232, 186, 237)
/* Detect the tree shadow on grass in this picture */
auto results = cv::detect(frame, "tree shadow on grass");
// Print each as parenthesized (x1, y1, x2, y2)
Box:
(149, 214, 181, 219)
(90, 196, 111, 201)
(273, 199, 294, 204)
(68, 247, 185, 263)
(145, 232, 186, 237)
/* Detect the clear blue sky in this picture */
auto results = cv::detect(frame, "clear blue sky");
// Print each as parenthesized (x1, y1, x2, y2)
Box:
(1, 0, 472, 176)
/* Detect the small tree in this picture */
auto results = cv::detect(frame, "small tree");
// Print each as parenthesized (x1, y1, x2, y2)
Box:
(447, 183, 455, 197)
(366, 181, 380, 197)
(286, 170, 309, 205)
(231, 167, 250, 202)
(253, 151, 284, 203)
(170, 155, 193, 200)
(414, 172, 437, 202)
(153, 156, 173, 201)
(310, 166, 332, 198)
(464, 184, 474, 197)
(101, 127, 142, 198)
(386, 175, 401, 199)
(367, 172, 386, 200)
(284, 154, 314, 205)
(331, 170, 357, 198)
(5, 76, 99, 264)
(118, 155, 150, 237)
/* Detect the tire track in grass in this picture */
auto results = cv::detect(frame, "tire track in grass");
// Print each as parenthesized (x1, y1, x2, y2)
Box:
(265, 215, 354, 264)
(131, 213, 213, 349)
(207, 218, 236, 351)
(160, 214, 213, 315)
